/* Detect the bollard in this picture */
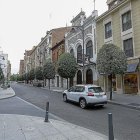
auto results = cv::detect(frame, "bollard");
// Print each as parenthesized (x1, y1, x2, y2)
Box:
(108, 113, 114, 140)
(45, 102, 49, 122)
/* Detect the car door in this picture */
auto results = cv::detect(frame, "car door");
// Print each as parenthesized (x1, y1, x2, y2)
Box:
(73, 86, 85, 102)
(67, 86, 76, 101)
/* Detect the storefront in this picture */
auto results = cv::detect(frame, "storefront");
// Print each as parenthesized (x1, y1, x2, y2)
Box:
(124, 62, 138, 94)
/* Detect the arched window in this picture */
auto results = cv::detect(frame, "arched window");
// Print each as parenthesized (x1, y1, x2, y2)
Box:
(70, 49, 74, 53)
(86, 41, 93, 58)
(77, 45, 82, 63)
(86, 69, 93, 84)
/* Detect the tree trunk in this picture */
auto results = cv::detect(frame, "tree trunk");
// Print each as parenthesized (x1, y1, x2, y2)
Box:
(67, 78, 68, 89)
(49, 79, 50, 89)
(110, 74, 112, 100)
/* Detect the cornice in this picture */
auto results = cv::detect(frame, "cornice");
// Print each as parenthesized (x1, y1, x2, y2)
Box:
(96, 0, 130, 22)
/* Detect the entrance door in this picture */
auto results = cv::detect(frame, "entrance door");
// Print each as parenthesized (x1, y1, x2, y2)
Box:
(86, 69, 93, 84)
(70, 78, 73, 87)
(77, 70, 82, 84)
(57, 76, 59, 87)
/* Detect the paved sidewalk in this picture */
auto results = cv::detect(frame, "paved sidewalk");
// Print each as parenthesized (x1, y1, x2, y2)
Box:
(0, 87, 15, 100)
(107, 92, 140, 110)
(0, 114, 108, 140)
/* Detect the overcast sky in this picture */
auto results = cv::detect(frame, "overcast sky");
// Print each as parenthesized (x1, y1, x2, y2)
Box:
(0, 0, 108, 74)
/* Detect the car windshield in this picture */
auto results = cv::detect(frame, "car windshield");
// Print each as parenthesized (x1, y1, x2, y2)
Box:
(88, 87, 103, 93)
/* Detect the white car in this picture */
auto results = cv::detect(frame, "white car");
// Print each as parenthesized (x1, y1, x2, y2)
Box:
(63, 85, 107, 109)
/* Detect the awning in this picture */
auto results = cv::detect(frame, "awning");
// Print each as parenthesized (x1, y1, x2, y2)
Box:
(125, 62, 139, 74)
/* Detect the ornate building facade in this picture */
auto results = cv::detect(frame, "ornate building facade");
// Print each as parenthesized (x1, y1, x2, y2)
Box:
(65, 10, 98, 87)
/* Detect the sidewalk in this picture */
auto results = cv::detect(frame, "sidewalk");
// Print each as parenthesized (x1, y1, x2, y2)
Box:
(0, 87, 108, 140)
(0, 87, 15, 100)
(107, 92, 140, 110)
(0, 114, 108, 140)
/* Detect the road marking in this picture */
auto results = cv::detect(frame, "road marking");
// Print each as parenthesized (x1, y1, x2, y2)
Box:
(16, 96, 66, 122)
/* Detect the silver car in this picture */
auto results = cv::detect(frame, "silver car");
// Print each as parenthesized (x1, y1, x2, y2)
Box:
(63, 85, 107, 109)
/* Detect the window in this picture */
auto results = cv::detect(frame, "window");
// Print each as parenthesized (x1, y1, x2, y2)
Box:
(88, 87, 103, 93)
(105, 22, 112, 39)
(122, 11, 132, 31)
(123, 38, 133, 57)
(109, 0, 118, 9)
(75, 86, 85, 92)
(68, 86, 76, 92)
(77, 45, 82, 63)
(86, 41, 93, 58)
(62, 45, 65, 53)
(70, 49, 74, 53)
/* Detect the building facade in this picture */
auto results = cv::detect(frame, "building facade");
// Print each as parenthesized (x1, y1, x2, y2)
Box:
(65, 10, 98, 87)
(7, 60, 11, 81)
(19, 60, 24, 75)
(51, 38, 66, 88)
(35, 27, 71, 87)
(0, 51, 8, 78)
(24, 50, 32, 73)
(96, 0, 140, 95)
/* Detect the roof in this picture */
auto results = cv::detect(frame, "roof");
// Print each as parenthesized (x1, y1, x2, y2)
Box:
(27, 50, 32, 56)
(51, 38, 65, 50)
(70, 11, 85, 23)
(75, 84, 100, 87)
(30, 46, 37, 55)
(96, 0, 126, 22)
(52, 27, 71, 47)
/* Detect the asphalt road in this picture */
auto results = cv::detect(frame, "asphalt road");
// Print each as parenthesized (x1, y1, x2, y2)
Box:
(10, 83, 140, 140)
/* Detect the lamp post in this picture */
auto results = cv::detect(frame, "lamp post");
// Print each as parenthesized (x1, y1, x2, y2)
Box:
(70, 25, 85, 84)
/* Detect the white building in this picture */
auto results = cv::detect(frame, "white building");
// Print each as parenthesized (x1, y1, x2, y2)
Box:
(0, 51, 8, 78)
(65, 10, 98, 87)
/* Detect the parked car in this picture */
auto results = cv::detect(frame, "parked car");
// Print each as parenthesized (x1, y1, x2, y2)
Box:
(63, 85, 107, 109)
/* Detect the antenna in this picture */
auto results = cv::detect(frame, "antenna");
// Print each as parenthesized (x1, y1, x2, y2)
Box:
(93, 0, 95, 11)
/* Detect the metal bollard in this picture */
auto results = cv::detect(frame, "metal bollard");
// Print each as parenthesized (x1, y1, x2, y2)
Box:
(45, 102, 49, 122)
(108, 113, 114, 140)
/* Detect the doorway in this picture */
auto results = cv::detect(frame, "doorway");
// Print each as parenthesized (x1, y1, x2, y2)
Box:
(77, 70, 82, 84)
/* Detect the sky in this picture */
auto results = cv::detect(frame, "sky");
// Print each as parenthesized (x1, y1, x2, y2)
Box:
(0, 0, 108, 74)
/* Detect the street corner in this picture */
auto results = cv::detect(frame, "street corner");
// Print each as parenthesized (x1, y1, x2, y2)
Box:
(0, 87, 16, 100)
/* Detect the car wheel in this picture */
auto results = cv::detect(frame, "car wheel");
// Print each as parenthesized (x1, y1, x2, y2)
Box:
(63, 94, 67, 102)
(79, 99, 87, 109)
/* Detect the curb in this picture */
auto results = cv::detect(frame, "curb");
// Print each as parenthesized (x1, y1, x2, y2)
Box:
(0, 87, 16, 100)
(107, 101, 140, 111)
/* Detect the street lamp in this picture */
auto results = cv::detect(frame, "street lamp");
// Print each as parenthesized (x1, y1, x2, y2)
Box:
(70, 25, 85, 84)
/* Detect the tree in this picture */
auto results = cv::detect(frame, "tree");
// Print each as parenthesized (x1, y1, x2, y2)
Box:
(97, 43, 127, 100)
(29, 68, 35, 80)
(34, 66, 43, 80)
(57, 53, 78, 89)
(0, 67, 4, 83)
(43, 59, 55, 89)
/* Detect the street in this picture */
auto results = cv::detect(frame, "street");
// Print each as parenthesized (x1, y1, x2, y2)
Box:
(7, 83, 140, 140)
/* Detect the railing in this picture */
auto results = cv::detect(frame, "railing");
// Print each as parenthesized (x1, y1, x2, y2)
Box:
(122, 20, 132, 31)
